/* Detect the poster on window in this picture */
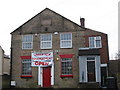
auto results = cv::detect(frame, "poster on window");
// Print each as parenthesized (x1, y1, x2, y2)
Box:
(31, 52, 53, 67)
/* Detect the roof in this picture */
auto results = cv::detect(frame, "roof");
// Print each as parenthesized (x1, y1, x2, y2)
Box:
(10, 8, 106, 35)
(0, 45, 4, 53)
(4, 55, 10, 59)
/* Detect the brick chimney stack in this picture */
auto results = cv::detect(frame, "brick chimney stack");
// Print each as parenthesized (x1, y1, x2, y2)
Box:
(80, 18, 85, 27)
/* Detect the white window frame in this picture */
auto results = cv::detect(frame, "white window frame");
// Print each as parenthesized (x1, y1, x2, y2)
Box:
(40, 34, 52, 49)
(22, 35, 33, 49)
(89, 36, 102, 48)
(60, 33, 72, 48)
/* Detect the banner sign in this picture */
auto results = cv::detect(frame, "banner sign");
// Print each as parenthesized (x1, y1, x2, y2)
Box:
(31, 52, 53, 67)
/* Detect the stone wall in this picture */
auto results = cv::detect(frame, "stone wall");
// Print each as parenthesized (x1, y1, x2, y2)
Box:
(11, 8, 109, 88)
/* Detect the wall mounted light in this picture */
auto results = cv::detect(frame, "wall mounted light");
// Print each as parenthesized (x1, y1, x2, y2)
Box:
(54, 32, 58, 35)
(35, 33, 38, 37)
(56, 57, 59, 61)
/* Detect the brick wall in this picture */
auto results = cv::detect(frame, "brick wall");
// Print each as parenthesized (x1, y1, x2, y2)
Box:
(83, 29, 109, 64)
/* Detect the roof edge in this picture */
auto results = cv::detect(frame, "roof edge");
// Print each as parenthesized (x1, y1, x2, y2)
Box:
(10, 8, 107, 35)
(10, 8, 86, 34)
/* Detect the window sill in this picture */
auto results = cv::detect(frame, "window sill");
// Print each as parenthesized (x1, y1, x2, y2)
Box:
(79, 82, 98, 84)
(22, 48, 33, 50)
(60, 75, 73, 77)
(60, 47, 72, 49)
(20, 75, 32, 78)
(89, 47, 102, 49)
(40, 48, 52, 50)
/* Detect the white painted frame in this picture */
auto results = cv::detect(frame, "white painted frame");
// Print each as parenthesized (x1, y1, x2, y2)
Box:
(38, 63, 54, 87)
(100, 64, 107, 67)
(86, 56, 96, 82)
(60, 33, 72, 48)
(79, 56, 101, 83)
(89, 36, 102, 48)
(22, 35, 33, 49)
(40, 34, 52, 49)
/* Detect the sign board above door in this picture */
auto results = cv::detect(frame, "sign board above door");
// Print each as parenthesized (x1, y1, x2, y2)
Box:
(31, 52, 53, 67)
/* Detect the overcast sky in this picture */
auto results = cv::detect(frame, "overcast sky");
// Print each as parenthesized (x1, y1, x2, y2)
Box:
(0, 0, 118, 59)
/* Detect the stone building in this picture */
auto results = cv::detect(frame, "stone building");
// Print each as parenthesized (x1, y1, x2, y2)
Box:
(10, 8, 109, 88)
(0, 46, 4, 76)
(0, 46, 4, 89)
(3, 55, 10, 75)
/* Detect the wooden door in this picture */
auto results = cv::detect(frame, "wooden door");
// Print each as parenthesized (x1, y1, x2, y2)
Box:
(87, 61, 96, 82)
(43, 66, 51, 87)
(101, 67, 107, 87)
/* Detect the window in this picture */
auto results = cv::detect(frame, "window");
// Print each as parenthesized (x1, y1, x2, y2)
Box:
(40, 34, 52, 49)
(60, 33, 72, 48)
(61, 58, 72, 75)
(22, 35, 33, 49)
(59, 54, 74, 77)
(22, 59, 32, 76)
(89, 36, 102, 48)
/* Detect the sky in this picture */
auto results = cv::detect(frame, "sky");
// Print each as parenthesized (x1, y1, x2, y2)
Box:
(0, 0, 119, 59)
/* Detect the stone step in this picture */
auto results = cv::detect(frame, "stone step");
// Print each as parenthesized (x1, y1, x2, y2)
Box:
(78, 83, 100, 88)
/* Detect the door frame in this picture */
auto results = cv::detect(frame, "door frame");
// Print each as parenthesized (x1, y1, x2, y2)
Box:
(86, 60, 96, 82)
(100, 64, 108, 86)
(43, 66, 51, 87)
(38, 63, 54, 87)
(79, 56, 101, 83)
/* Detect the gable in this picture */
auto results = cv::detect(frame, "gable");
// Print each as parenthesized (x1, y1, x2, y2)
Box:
(11, 8, 85, 35)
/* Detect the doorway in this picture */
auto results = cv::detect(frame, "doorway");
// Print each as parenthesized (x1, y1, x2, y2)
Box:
(101, 67, 107, 87)
(43, 66, 51, 87)
(87, 61, 96, 82)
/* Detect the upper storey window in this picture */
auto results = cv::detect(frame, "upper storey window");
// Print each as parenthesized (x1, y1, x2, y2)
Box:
(89, 36, 102, 48)
(40, 34, 52, 49)
(60, 33, 72, 48)
(22, 35, 33, 49)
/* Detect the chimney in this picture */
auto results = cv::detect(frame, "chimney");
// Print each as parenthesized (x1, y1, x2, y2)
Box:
(80, 18, 85, 27)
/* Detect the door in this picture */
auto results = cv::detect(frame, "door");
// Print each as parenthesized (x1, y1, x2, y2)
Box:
(43, 66, 51, 87)
(87, 61, 96, 82)
(101, 67, 107, 87)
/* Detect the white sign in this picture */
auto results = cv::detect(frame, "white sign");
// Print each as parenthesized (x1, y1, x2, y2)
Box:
(31, 52, 53, 67)
(11, 81, 16, 86)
